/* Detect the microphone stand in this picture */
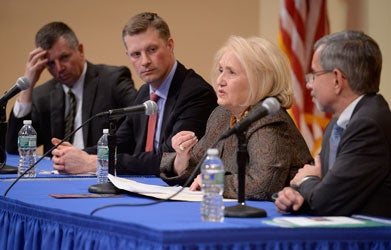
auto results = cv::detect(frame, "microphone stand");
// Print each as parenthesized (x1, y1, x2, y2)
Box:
(224, 130, 266, 218)
(0, 104, 17, 174)
(88, 117, 122, 194)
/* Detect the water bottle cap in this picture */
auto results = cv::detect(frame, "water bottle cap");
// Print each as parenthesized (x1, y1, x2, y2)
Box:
(23, 120, 32, 125)
(103, 129, 109, 134)
(207, 148, 219, 156)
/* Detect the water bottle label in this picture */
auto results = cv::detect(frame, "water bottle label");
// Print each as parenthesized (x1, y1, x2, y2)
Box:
(97, 146, 109, 159)
(202, 172, 224, 185)
(18, 136, 37, 148)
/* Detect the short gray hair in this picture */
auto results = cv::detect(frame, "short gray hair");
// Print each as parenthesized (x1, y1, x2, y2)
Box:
(314, 30, 382, 94)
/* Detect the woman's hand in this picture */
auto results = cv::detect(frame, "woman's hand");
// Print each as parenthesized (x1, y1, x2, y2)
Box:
(171, 131, 198, 175)
(172, 131, 198, 154)
(189, 174, 202, 191)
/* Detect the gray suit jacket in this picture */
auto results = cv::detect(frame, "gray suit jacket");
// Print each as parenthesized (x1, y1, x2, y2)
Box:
(299, 94, 391, 218)
(6, 61, 137, 155)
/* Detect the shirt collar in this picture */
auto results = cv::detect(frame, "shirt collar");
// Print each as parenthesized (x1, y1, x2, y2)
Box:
(149, 61, 177, 100)
(337, 94, 365, 129)
(62, 62, 87, 98)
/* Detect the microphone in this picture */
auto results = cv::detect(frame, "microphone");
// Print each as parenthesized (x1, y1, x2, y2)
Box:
(0, 77, 30, 174)
(96, 100, 158, 117)
(4, 99, 159, 195)
(219, 97, 280, 140)
(0, 77, 30, 106)
(90, 97, 279, 214)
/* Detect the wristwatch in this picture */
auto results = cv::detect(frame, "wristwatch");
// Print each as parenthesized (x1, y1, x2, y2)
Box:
(300, 175, 320, 186)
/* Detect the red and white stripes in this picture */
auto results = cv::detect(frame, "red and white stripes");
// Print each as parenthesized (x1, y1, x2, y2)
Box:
(278, 0, 330, 155)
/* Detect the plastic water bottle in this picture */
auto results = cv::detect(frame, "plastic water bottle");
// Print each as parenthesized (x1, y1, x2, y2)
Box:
(17, 120, 37, 177)
(96, 129, 109, 184)
(201, 148, 225, 222)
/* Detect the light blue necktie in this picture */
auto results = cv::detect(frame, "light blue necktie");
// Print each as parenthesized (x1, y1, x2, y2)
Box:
(328, 124, 344, 169)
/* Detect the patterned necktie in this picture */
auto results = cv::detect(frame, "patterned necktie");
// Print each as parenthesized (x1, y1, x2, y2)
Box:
(328, 123, 344, 169)
(65, 89, 76, 143)
(145, 93, 159, 152)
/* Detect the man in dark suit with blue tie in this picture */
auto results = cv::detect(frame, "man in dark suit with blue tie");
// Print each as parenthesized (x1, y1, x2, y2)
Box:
(51, 13, 217, 176)
(6, 22, 137, 155)
(275, 30, 391, 218)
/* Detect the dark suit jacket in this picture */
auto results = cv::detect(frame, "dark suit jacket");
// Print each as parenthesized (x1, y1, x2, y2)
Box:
(299, 94, 391, 218)
(115, 61, 217, 176)
(6, 61, 137, 155)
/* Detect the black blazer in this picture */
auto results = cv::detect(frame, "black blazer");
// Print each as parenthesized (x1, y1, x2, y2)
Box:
(6, 61, 137, 155)
(299, 94, 391, 218)
(115, 61, 217, 176)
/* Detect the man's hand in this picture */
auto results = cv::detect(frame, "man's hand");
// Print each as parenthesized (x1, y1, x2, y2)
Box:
(274, 187, 305, 214)
(19, 48, 48, 103)
(290, 155, 321, 187)
(25, 47, 48, 84)
(51, 138, 97, 174)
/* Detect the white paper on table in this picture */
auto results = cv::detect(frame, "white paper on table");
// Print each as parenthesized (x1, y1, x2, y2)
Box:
(108, 174, 235, 202)
(272, 216, 366, 227)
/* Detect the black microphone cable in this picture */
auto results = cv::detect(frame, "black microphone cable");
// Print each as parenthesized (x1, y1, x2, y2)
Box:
(3, 115, 98, 197)
(89, 138, 223, 216)
(3, 101, 158, 197)
(89, 97, 280, 215)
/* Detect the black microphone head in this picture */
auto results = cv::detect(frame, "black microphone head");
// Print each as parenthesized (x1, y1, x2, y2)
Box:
(16, 77, 30, 90)
(261, 97, 280, 115)
(144, 100, 158, 115)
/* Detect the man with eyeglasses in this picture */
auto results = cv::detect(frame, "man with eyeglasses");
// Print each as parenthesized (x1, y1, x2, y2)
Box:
(304, 69, 333, 83)
(275, 30, 391, 218)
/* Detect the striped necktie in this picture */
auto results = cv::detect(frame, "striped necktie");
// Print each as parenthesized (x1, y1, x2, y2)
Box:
(65, 89, 76, 143)
(145, 93, 159, 152)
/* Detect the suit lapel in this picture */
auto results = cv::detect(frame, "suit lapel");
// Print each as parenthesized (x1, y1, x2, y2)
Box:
(82, 62, 98, 143)
(159, 63, 184, 138)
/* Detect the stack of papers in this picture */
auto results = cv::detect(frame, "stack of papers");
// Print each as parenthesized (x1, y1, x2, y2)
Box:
(109, 175, 235, 202)
(264, 216, 391, 228)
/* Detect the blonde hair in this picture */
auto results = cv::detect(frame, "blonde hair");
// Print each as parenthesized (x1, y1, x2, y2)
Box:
(211, 36, 293, 108)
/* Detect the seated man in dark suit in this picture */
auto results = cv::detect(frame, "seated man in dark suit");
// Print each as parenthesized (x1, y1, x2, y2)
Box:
(51, 12, 217, 175)
(6, 22, 137, 155)
(275, 30, 391, 218)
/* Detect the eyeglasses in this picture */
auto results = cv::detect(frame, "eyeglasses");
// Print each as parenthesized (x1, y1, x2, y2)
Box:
(304, 70, 333, 83)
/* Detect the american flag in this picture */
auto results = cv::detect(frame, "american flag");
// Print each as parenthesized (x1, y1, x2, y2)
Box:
(278, 0, 330, 155)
